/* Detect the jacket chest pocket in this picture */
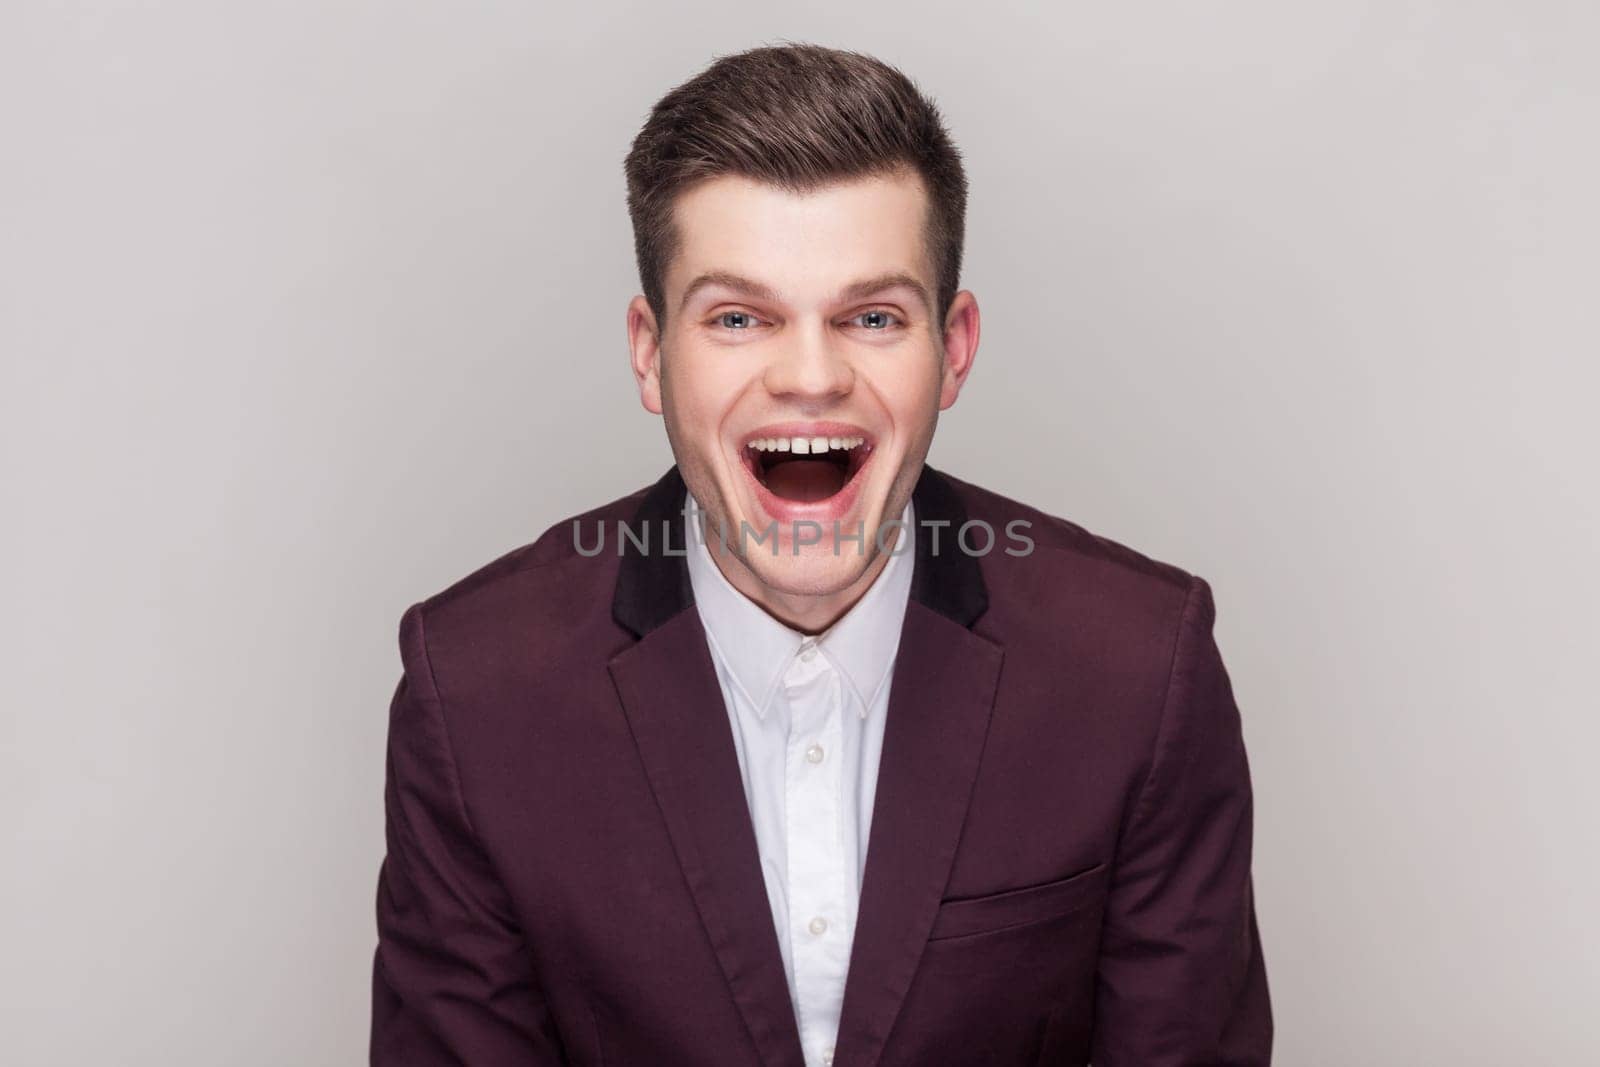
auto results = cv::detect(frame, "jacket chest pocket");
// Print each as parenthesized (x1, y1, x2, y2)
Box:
(928, 860, 1108, 942)
(884, 862, 1108, 1064)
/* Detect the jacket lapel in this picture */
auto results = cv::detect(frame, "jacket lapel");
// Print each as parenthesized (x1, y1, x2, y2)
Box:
(608, 466, 807, 1067)
(606, 463, 1003, 1067)
(832, 464, 1005, 1067)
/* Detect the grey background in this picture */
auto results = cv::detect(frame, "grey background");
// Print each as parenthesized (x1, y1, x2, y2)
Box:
(3, 2, 1596, 1063)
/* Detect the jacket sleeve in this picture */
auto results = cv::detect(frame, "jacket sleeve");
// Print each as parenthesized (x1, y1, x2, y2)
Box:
(1091, 576, 1273, 1065)
(371, 602, 569, 1065)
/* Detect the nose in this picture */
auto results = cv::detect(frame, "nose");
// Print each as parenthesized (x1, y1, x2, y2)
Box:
(761, 322, 855, 404)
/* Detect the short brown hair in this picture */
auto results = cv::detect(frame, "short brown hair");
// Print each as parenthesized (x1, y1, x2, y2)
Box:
(624, 43, 968, 332)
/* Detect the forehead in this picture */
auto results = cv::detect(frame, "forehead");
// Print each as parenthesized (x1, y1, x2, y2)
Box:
(665, 169, 933, 302)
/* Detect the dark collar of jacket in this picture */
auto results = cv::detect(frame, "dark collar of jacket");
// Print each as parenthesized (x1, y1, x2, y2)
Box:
(611, 461, 990, 639)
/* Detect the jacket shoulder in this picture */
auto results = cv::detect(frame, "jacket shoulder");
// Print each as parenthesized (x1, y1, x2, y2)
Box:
(935, 468, 1216, 784)
(416, 482, 650, 617)
(393, 480, 656, 689)
(933, 465, 1211, 698)
(937, 468, 1198, 595)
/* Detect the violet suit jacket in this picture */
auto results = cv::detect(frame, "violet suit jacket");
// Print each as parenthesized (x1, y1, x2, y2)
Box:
(371, 462, 1272, 1066)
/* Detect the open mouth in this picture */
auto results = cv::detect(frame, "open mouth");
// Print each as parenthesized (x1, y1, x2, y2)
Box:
(742, 433, 873, 503)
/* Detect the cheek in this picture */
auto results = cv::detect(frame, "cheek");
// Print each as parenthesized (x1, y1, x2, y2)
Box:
(861, 355, 943, 427)
(663, 351, 747, 435)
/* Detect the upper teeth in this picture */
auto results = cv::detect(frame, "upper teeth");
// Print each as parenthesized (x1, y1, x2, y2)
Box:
(747, 435, 866, 454)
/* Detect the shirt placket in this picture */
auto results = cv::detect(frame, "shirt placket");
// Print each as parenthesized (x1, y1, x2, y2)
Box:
(781, 637, 850, 1067)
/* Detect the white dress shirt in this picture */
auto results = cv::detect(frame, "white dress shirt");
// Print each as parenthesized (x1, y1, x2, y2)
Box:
(684, 491, 916, 1067)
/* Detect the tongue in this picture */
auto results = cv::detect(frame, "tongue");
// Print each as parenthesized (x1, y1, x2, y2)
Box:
(764, 458, 848, 502)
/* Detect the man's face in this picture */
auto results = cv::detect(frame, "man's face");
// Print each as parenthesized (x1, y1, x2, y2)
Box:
(628, 167, 978, 604)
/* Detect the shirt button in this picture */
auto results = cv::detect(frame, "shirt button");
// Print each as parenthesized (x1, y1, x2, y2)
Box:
(822, 1047, 835, 1065)
(805, 743, 824, 764)
(808, 915, 829, 936)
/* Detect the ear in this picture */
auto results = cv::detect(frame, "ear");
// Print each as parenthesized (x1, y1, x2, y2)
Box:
(627, 294, 664, 414)
(937, 290, 980, 410)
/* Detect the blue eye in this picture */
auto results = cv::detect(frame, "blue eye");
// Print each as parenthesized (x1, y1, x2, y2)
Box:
(855, 310, 899, 330)
(718, 311, 756, 329)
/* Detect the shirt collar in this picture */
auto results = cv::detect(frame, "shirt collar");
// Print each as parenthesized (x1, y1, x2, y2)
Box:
(684, 491, 916, 721)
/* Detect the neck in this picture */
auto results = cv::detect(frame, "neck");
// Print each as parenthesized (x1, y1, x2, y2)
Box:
(698, 512, 897, 635)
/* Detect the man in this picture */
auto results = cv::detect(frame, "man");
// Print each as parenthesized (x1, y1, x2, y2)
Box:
(371, 43, 1271, 1066)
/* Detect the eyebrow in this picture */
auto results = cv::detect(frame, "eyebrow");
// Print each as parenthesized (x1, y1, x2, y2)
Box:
(678, 270, 932, 315)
